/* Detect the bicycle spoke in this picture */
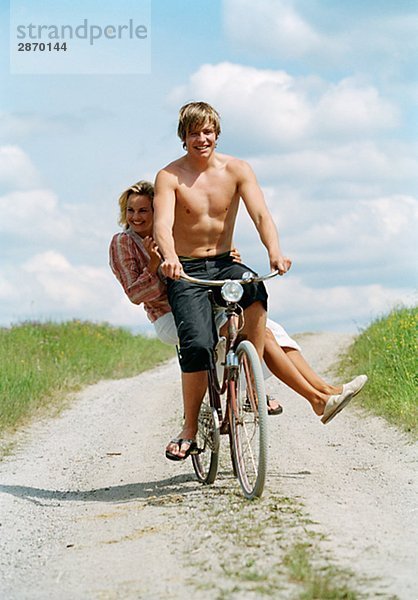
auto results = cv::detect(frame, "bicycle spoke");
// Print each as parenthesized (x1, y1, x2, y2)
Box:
(230, 341, 267, 499)
(241, 421, 257, 472)
(192, 388, 220, 484)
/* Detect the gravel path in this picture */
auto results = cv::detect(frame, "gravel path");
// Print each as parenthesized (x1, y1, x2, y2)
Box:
(0, 333, 417, 599)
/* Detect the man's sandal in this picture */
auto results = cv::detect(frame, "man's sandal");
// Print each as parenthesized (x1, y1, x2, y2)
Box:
(165, 438, 198, 461)
(266, 395, 283, 416)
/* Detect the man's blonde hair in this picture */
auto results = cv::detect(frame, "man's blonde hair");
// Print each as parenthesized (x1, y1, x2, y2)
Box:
(117, 180, 154, 228)
(177, 101, 221, 143)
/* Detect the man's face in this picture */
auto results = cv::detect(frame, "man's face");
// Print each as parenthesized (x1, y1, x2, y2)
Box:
(184, 120, 217, 157)
(126, 193, 153, 237)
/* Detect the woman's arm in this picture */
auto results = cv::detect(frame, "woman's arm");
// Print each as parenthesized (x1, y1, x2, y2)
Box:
(109, 233, 166, 305)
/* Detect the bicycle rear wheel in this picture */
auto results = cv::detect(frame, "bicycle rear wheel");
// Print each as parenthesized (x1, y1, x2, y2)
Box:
(192, 390, 220, 484)
(230, 340, 268, 499)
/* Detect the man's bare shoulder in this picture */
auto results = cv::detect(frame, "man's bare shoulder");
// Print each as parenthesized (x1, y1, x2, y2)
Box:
(157, 156, 187, 177)
(155, 158, 188, 192)
(220, 154, 254, 179)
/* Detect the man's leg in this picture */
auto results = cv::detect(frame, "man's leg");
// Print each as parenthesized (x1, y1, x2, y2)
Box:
(166, 371, 207, 458)
(166, 270, 217, 460)
(241, 300, 267, 360)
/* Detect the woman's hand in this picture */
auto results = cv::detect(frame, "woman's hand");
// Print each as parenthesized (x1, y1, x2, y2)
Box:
(231, 247, 242, 263)
(143, 236, 162, 274)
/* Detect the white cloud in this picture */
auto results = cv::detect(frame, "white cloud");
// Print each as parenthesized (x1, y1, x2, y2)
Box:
(0, 142, 149, 329)
(371, 195, 418, 238)
(222, 0, 418, 74)
(0, 109, 114, 143)
(330, 12, 418, 75)
(234, 191, 418, 294)
(23, 251, 115, 310)
(223, 0, 322, 59)
(284, 194, 418, 251)
(249, 142, 418, 188)
(0, 273, 16, 300)
(171, 62, 311, 146)
(170, 63, 399, 150)
(0, 112, 49, 140)
(0, 189, 73, 240)
(0, 145, 41, 189)
(313, 78, 399, 136)
(266, 275, 416, 333)
(286, 195, 418, 286)
(0, 251, 150, 329)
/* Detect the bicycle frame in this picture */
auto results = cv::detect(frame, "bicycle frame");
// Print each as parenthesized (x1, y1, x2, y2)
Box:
(207, 304, 242, 435)
(182, 268, 278, 428)
(184, 268, 278, 497)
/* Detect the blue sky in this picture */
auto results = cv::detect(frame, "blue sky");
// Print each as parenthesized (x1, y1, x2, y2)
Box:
(1, 0, 417, 333)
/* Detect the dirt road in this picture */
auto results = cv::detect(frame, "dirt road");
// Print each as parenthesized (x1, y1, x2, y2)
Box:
(0, 333, 417, 599)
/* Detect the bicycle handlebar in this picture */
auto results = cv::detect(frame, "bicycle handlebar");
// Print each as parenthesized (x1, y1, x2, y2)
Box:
(179, 270, 279, 286)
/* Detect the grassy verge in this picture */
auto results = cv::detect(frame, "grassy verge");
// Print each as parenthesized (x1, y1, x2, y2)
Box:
(339, 306, 417, 437)
(0, 320, 174, 433)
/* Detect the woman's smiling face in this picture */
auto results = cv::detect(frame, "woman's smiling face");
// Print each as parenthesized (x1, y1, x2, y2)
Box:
(126, 193, 153, 237)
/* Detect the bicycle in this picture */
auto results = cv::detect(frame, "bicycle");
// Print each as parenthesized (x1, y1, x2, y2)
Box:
(180, 269, 279, 500)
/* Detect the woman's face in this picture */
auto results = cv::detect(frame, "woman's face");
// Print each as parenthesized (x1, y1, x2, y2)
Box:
(126, 193, 153, 237)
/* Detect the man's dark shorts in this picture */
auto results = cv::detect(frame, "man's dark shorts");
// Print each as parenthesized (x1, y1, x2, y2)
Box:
(166, 252, 268, 373)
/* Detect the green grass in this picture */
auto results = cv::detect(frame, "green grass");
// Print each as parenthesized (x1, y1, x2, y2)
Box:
(340, 306, 417, 436)
(284, 543, 357, 599)
(0, 320, 174, 433)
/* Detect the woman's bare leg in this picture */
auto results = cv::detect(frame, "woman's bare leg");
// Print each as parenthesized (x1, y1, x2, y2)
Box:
(283, 348, 342, 396)
(263, 329, 328, 415)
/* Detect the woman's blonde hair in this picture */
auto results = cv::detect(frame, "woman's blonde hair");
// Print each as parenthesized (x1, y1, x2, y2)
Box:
(117, 180, 154, 228)
(177, 101, 221, 144)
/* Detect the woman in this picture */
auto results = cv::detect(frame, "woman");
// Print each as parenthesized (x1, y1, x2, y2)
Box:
(109, 181, 367, 437)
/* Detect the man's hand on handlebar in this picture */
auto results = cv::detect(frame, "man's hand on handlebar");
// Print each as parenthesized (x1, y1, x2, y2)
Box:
(161, 256, 183, 280)
(270, 255, 292, 276)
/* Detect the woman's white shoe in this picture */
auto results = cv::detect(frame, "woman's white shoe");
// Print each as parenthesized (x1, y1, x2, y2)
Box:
(342, 374, 368, 398)
(321, 389, 355, 425)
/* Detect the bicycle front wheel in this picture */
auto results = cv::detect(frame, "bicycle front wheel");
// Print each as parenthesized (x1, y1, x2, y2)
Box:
(230, 340, 268, 499)
(192, 390, 220, 484)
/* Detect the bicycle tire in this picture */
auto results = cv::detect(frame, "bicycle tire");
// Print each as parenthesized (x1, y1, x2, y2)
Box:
(230, 340, 268, 499)
(192, 391, 220, 484)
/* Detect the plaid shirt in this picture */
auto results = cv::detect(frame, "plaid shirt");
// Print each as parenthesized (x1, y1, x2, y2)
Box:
(109, 229, 171, 323)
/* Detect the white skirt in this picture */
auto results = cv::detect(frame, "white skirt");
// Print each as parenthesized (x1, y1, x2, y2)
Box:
(153, 309, 227, 346)
(153, 312, 301, 381)
(266, 318, 301, 351)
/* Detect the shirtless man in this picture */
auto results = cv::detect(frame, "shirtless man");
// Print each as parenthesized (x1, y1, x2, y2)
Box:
(154, 102, 291, 460)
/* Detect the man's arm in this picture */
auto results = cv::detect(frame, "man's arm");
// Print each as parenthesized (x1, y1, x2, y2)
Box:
(236, 160, 291, 275)
(153, 169, 183, 279)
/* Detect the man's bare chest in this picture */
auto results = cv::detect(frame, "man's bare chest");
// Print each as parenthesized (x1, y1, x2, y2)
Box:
(175, 173, 238, 218)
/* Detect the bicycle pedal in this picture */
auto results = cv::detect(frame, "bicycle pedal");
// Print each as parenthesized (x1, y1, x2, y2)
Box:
(243, 398, 253, 412)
